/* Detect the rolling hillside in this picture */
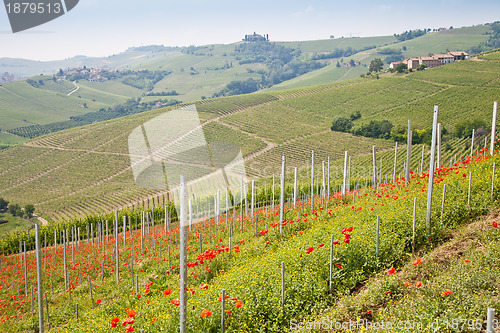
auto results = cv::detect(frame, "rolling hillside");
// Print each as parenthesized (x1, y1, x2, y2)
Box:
(0, 50, 498, 222)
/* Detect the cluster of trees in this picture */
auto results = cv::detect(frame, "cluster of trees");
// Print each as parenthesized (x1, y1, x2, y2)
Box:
(468, 21, 500, 54)
(122, 70, 171, 91)
(0, 197, 35, 219)
(214, 42, 327, 97)
(330, 113, 431, 143)
(146, 90, 179, 96)
(394, 29, 427, 42)
(26, 78, 45, 88)
(455, 118, 487, 138)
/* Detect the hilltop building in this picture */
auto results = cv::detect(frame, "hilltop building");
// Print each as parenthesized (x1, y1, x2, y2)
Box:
(390, 51, 469, 70)
(243, 32, 269, 42)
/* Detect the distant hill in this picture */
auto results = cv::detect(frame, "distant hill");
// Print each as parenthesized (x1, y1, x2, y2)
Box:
(0, 49, 498, 222)
(1, 23, 498, 148)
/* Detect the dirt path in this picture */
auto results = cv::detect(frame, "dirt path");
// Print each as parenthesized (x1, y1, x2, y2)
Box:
(67, 81, 80, 96)
(33, 214, 48, 226)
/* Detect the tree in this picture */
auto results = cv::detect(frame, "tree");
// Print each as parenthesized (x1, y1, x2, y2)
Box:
(350, 110, 361, 120)
(369, 58, 383, 72)
(0, 197, 8, 211)
(349, 59, 355, 67)
(395, 63, 408, 73)
(416, 64, 426, 71)
(58, 68, 64, 76)
(330, 35, 335, 39)
(402, 46, 407, 51)
(8, 203, 21, 216)
(336, 61, 340, 67)
(24, 204, 35, 218)
(330, 117, 353, 132)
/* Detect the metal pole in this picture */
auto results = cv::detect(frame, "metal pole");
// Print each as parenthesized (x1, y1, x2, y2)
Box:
(35, 224, 44, 332)
(179, 175, 188, 333)
(412, 198, 417, 253)
(281, 261, 285, 307)
(470, 129, 475, 158)
(329, 235, 334, 293)
(376, 215, 380, 261)
(425, 106, 439, 238)
(311, 150, 314, 214)
(440, 184, 447, 223)
(492, 163, 496, 198)
(372, 146, 377, 187)
(293, 167, 298, 207)
(437, 123, 441, 168)
(392, 142, 398, 183)
(487, 307, 495, 333)
(280, 156, 285, 234)
(115, 219, 119, 284)
(342, 151, 348, 196)
(490, 101, 497, 156)
(221, 289, 226, 333)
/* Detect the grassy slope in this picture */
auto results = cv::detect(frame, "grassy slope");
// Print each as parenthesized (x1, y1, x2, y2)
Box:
(269, 24, 492, 91)
(0, 213, 33, 234)
(0, 51, 497, 222)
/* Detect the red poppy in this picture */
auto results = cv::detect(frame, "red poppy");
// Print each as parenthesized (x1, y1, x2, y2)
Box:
(387, 267, 396, 275)
(493, 221, 498, 228)
(319, 243, 325, 248)
(123, 318, 134, 326)
(125, 325, 135, 332)
(404, 282, 412, 287)
(306, 247, 314, 254)
(416, 281, 422, 287)
(224, 310, 231, 316)
(201, 309, 212, 318)
(127, 310, 136, 318)
(200, 284, 209, 290)
(111, 317, 120, 328)
(384, 291, 391, 295)
(235, 301, 243, 308)
(218, 294, 229, 302)
(151, 317, 157, 323)
(464, 259, 471, 263)
(333, 240, 340, 245)
(170, 299, 180, 306)
(442, 289, 452, 296)
(96, 299, 101, 305)
(233, 245, 240, 253)
(413, 258, 422, 266)
(163, 289, 172, 296)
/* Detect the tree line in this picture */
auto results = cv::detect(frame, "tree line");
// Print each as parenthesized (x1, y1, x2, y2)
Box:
(0, 197, 35, 219)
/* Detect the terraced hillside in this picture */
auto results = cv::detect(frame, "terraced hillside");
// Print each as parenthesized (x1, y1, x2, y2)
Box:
(0, 51, 498, 222)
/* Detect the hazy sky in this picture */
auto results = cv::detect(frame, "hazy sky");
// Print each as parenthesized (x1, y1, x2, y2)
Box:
(0, 0, 499, 61)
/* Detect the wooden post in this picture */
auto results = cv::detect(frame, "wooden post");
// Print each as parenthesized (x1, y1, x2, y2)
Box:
(293, 167, 298, 208)
(470, 129, 475, 158)
(342, 151, 348, 196)
(491, 101, 497, 156)
(310, 150, 314, 214)
(392, 142, 398, 183)
(179, 175, 188, 333)
(426, 106, 439, 238)
(35, 224, 44, 332)
(280, 156, 285, 234)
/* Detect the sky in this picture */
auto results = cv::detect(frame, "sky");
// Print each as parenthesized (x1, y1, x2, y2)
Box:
(0, 0, 499, 61)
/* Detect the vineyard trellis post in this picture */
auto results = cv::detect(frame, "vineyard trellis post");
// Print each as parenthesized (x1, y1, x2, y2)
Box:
(470, 129, 475, 158)
(272, 174, 275, 212)
(293, 167, 298, 208)
(327, 157, 330, 198)
(487, 308, 495, 333)
(468, 172, 472, 206)
(342, 151, 348, 196)
(347, 156, 351, 192)
(35, 223, 44, 333)
(280, 156, 285, 234)
(372, 146, 377, 188)
(329, 234, 334, 294)
(322, 161, 326, 199)
(179, 175, 188, 333)
(310, 150, 314, 214)
(406, 120, 412, 183)
(490, 101, 497, 156)
(426, 105, 439, 238)
(393, 142, 398, 183)
(376, 215, 380, 263)
(115, 219, 119, 284)
(420, 145, 425, 175)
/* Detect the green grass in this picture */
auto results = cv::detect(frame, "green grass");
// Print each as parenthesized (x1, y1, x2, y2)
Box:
(0, 213, 33, 235)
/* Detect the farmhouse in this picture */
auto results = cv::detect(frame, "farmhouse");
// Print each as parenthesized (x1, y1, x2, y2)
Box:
(243, 32, 269, 42)
(397, 51, 469, 69)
